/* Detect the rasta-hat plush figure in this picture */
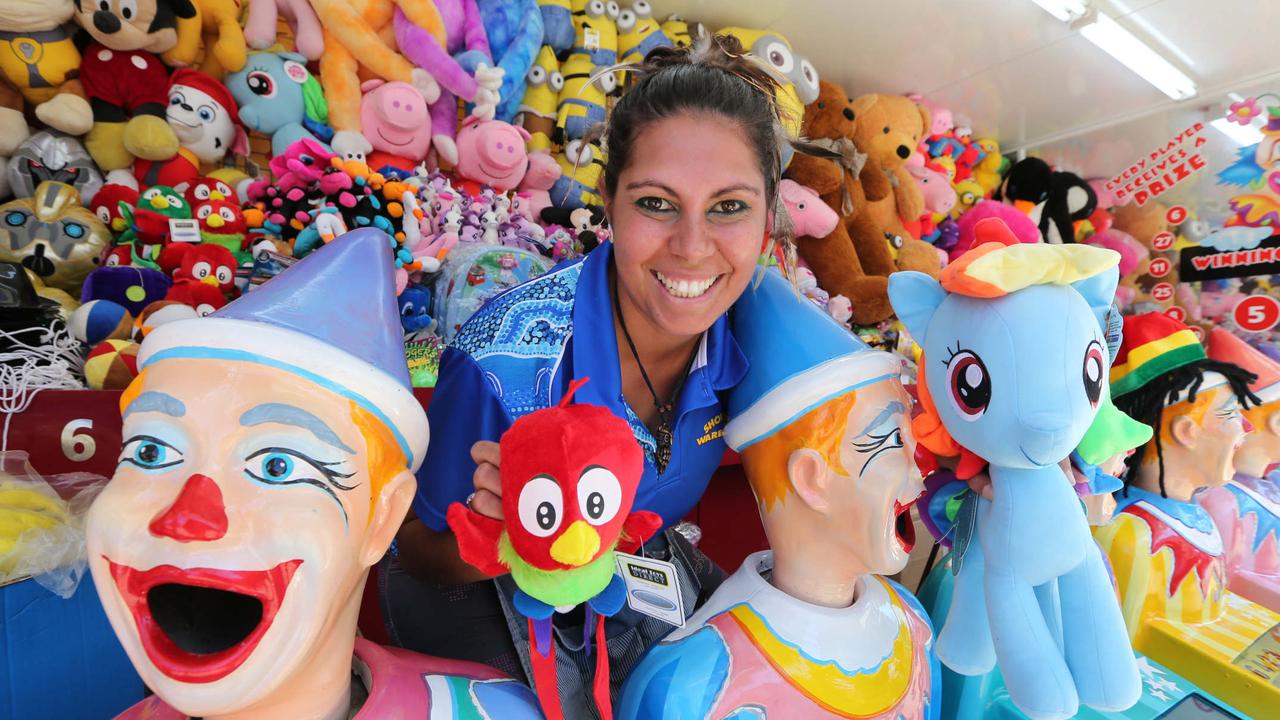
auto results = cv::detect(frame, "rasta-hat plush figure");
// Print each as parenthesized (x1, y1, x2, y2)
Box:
(1110, 313, 1260, 497)
(448, 378, 662, 720)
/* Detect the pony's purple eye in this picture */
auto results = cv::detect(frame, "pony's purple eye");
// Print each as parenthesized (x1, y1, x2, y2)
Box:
(947, 350, 990, 420)
(1083, 340, 1105, 407)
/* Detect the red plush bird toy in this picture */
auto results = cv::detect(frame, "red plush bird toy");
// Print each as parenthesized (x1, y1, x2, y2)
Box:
(447, 378, 662, 720)
(184, 176, 236, 207)
(165, 278, 227, 315)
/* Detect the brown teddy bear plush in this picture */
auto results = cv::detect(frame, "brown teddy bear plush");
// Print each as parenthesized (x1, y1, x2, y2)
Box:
(843, 93, 940, 295)
(1112, 200, 1177, 311)
(786, 80, 899, 324)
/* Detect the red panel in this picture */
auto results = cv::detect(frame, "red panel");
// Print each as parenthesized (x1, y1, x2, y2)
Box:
(5, 390, 124, 478)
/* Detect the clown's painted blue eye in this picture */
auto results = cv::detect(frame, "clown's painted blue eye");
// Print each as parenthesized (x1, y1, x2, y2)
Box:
(120, 435, 184, 471)
(262, 452, 293, 479)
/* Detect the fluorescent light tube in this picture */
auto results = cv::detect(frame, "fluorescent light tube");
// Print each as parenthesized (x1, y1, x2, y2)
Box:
(1030, 0, 1088, 22)
(1211, 117, 1265, 146)
(1078, 13, 1197, 100)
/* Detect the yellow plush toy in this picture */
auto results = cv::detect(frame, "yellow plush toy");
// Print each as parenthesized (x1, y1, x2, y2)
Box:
(717, 26, 818, 162)
(0, 0, 93, 137)
(162, 0, 248, 78)
(520, 45, 561, 152)
(312, 0, 445, 161)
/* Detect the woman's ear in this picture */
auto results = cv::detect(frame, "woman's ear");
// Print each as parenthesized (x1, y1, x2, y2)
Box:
(786, 448, 831, 514)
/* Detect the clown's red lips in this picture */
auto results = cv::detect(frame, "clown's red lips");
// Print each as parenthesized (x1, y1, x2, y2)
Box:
(107, 558, 302, 683)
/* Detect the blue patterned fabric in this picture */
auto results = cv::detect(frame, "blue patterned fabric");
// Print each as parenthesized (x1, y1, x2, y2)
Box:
(414, 241, 748, 531)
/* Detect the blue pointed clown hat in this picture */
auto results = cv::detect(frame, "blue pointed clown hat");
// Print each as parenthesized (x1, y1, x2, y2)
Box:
(136, 229, 429, 471)
(725, 269, 902, 452)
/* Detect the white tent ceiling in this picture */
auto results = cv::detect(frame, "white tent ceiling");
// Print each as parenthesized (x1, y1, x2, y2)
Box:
(662, 0, 1280, 188)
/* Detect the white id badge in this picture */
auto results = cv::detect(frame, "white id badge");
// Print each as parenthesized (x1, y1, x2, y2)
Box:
(169, 218, 202, 243)
(615, 552, 685, 628)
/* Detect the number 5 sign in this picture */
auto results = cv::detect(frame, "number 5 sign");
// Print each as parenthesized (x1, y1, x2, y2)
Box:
(1235, 295, 1280, 333)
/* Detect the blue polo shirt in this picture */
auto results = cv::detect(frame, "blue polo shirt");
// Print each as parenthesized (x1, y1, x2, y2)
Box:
(414, 241, 748, 532)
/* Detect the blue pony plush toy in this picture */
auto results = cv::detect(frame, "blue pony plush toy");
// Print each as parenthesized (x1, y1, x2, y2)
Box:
(888, 218, 1140, 720)
(226, 51, 333, 157)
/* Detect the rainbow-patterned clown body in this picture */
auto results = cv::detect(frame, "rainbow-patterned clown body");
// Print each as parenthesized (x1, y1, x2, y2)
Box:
(1199, 472, 1280, 612)
(1094, 486, 1228, 636)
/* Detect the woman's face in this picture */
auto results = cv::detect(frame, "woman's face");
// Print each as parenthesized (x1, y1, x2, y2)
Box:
(606, 112, 768, 341)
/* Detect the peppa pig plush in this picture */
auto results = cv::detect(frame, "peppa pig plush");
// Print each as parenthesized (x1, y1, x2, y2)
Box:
(515, 150, 562, 219)
(361, 78, 433, 174)
(779, 178, 838, 240)
(453, 116, 532, 196)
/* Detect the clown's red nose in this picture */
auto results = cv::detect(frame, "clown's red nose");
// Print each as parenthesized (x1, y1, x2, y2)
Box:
(149, 474, 229, 542)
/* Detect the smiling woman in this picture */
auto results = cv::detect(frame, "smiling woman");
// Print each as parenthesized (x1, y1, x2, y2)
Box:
(386, 34, 805, 719)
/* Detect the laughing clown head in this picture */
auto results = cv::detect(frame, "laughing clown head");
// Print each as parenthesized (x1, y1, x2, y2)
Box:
(85, 229, 428, 718)
(726, 269, 922, 578)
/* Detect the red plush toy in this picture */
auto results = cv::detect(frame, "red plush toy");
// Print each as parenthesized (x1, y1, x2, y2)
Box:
(165, 278, 227, 315)
(90, 183, 141, 235)
(157, 242, 238, 298)
(185, 176, 236, 207)
(447, 378, 661, 720)
(194, 199, 249, 254)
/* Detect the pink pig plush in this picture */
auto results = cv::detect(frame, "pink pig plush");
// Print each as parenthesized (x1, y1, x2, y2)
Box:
(779, 179, 838, 239)
(517, 151, 563, 220)
(453, 116, 532, 195)
(361, 79, 433, 171)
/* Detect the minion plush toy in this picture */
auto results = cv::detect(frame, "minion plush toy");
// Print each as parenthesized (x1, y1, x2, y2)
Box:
(537, 0, 575, 53)
(520, 46, 563, 152)
(569, 0, 618, 65)
(550, 139, 605, 210)
(718, 27, 819, 166)
(617, 1, 671, 64)
(556, 53, 616, 141)
(660, 14, 692, 48)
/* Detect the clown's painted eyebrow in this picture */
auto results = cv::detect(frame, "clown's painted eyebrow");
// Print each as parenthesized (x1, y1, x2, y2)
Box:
(854, 401, 906, 440)
(123, 392, 186, 419)
(240, 403, 354, 454)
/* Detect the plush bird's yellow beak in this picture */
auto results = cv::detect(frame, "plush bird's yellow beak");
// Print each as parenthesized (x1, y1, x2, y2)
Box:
(550, 520, 601, 567)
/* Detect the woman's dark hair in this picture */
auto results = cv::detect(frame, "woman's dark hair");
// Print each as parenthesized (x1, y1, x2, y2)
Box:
(601, 33, 787, 207)
(1113, 359, 1259, 497)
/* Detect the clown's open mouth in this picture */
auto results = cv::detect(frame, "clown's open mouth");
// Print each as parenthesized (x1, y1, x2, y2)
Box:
(894, 500, 916, 553)
(107, 558, 302, 683)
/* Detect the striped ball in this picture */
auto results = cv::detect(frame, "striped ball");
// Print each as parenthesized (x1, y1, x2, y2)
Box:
(69, 300, 134, 346)
(84, 339, 140, 390)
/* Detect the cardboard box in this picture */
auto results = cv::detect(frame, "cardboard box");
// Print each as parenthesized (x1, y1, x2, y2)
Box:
(1, 576, 143, 720)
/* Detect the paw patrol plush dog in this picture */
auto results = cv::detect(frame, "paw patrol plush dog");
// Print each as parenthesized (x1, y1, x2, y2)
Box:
(131, 69, 248, 190)
(0, 0, 93, 136)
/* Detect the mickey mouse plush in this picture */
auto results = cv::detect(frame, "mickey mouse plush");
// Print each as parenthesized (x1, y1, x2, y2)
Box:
(73, 0, 197, 171)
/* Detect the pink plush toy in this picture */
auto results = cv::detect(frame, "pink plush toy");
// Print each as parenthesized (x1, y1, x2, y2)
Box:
(906, 157, 958, 216)
(244, 0, 325, 60)
(361, 79, 433, 171)
(949, 201, 1040, 260)
(454, 116, 532, 195)
(393, 2, 504, 165)
(516, 150, 562, 219)
(778, 178, 838, 239)
(1082, 228, 1148, 310)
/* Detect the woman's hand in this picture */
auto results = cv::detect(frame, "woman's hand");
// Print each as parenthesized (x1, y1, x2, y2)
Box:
(964, 459, 1078, 502)
(470, 441, 504, 520)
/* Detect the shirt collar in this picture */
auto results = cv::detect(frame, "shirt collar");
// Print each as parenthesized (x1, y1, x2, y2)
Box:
(569, 241, 747, 411)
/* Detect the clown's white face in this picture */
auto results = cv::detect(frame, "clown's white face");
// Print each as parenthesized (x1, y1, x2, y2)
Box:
(87, 358, 403, 718)
(167, 85, 237, 163)
(829, 379, 923, 576)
